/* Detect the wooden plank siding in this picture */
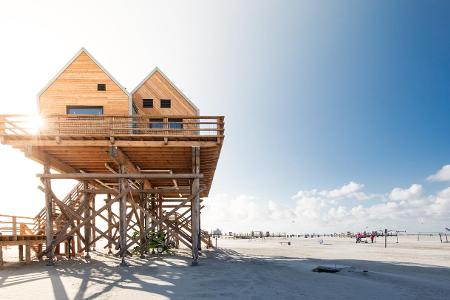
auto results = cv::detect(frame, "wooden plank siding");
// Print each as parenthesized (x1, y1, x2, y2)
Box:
(132, 69, 198, 116)
(39, 51, 129, 116)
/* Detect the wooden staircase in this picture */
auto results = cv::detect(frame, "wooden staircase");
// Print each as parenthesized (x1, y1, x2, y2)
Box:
(0, 182, 86, 264)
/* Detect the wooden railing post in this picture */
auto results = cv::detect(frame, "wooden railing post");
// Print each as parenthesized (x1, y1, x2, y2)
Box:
(163, 117, 169, 144)
(12, 216, 17, 236)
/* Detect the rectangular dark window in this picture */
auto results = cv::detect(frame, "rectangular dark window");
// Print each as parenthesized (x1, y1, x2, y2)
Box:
(97, 84, 106, 91)
(160, 99, 171, 108)
(143, 99, 153, 108)
(149, 118, 163, 129)
(67, 106, 104, 115)
(169, 118, 183, 129)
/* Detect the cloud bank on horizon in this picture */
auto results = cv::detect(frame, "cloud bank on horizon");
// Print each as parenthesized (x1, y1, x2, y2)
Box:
(203, 165, 450, 234)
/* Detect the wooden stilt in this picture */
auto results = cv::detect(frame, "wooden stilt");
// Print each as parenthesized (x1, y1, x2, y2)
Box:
(139, 186, 146, 259)
(19, 245, 24, 262)
(44, 164, 55, 266)
(76, 220, 82, 255)
(71, 236, 75, 257)
(92, 195, 96, 251)
(191, 146, 201, 265)
(106, 194, 113, 255)
(25, 245, 31, 263)
(0, 244, 3, 266)
(119, 165, 128, 266)
(83, 181, 91, 260)
(158, 194, 163, 232)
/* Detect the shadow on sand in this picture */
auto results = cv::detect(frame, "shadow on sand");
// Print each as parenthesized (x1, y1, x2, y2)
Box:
(1, 248, 450, 299)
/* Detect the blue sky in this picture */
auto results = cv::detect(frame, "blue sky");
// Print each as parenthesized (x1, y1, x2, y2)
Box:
(0, 0, 449, 232)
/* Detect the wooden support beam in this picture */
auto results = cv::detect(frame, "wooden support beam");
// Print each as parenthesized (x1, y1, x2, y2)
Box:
(37, 173, 203, 180)
(8, 140, 219, 148)
(25, 146, 78, 174)
(92, 197, 96, 251)
(18, 245, 24, 261)
(120, 191, 199, 254)
(191, 146, 201, 265)
(106, 194, 113, 255)
(119, 165, 128, 267)
(25, 245, 31, 263)
(83, 181, 91, 260)
(44, 164, 54, 266)
(139, 185, 146, 259)
(80, 187, 192, 195)
(39, 189, 125, 258)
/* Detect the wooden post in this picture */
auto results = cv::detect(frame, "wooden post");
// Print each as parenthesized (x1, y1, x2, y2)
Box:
(150, 193, 156, 233)
(83, 181, 91, 260)
(119, 165, 128, 266)
(158, 194, 163, 232)
(25, 245, 31, 263)
(18, 245, 24, 261)
(76, 220, 82, 255)
(191, 146, 201, 265)
(139, 187, 146, 259)
(0, 241, 3, 266)
(106, 194, 113, 255)
(91, 195, 96, 251)
(175, 213, 180, 249)
(71, 236, 75, 257)
(44, 165, 54, 266)
(12, 217, 17, 236)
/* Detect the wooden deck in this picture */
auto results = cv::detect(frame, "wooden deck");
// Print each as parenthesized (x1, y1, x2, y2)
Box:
(0, 114, 224, 197)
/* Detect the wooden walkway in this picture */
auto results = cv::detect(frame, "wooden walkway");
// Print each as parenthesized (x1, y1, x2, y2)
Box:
(0, 214, 46, 264)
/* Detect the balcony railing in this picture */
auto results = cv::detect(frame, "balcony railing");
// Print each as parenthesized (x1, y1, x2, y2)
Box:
(0, 114, 224, 140)
(0, 214, 36, 236)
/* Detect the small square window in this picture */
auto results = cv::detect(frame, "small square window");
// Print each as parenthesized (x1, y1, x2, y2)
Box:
(97, 84, 106, 91)
(143, 99, 153, 108)
(160, 99, 171, 108)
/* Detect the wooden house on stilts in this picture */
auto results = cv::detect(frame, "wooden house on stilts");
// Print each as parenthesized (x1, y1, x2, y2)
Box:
(0, 48, 224, 266)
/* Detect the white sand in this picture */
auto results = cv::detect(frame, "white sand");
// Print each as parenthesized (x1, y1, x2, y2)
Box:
(1, 236, 450, 299)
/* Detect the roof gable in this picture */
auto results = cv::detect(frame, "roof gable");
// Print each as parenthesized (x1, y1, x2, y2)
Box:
(37, 48, 131, 113)
(131, 67, 199, 115)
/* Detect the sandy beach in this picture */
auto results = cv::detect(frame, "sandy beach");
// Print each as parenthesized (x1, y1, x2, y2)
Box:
(1, 236, 449, 299)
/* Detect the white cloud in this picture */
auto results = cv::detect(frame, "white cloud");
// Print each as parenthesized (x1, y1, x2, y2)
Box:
(427, 165, 450, 182)
(325, 181, 364, 198)
(203, 182, 450, 234)
(389, 184, 423, 201)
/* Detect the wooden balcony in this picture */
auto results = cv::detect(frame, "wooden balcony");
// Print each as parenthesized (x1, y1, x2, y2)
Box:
(0, 114, 225, 147)
(0, 114, 225, 197)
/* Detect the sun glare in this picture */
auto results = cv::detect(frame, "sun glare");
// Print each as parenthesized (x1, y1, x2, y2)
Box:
(25, 115, 44, 134)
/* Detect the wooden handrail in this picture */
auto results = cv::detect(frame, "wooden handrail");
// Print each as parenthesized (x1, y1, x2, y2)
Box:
(0, 214, 37, 236)
(0, 114, 225, 139)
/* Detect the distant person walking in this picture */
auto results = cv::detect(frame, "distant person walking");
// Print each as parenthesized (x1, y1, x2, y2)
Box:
(370, 232, 375, 243)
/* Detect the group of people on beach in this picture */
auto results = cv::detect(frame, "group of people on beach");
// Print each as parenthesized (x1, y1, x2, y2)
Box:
(355, 231, 377, 243)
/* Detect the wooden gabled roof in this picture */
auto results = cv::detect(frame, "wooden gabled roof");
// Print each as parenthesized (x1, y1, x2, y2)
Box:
(37, 47, 132, 114)
(131, 67, 200, 115)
